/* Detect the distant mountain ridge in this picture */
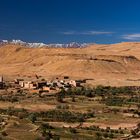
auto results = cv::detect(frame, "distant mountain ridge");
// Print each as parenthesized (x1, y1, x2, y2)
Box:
(0, 39, 90, 48)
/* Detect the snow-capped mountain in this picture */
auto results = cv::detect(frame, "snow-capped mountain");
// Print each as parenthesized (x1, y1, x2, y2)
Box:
(0, 39, 89, 48)
(47, 42, 87, 48)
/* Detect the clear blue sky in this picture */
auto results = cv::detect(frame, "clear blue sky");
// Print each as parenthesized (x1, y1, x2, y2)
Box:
(0, 0, 140, 44)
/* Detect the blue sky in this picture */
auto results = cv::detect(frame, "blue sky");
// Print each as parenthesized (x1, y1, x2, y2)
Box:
(0, 0, 140, 44)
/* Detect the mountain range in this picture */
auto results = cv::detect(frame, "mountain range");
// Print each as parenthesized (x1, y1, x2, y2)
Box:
(0, 40, 89, 48)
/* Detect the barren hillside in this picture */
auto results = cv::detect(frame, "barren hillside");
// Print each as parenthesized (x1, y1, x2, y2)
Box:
(0, 42, 140, 86)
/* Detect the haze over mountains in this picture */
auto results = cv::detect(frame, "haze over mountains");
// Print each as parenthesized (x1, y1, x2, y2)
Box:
(0, 41, 140, 86)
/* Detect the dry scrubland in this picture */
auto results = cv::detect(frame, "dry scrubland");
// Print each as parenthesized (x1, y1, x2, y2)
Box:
(0, 42, 140, 86)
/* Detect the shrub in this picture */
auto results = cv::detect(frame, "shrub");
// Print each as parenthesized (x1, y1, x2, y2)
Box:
(56, 91, 65, 103)
(69, 127, 77, 133)
(103, 132, 108, 138)
(56, 104, 69, 110)
(95, 132, 102, 140)
(53, 135, 60, 140)
(1, 131, 8, 136)
(40, 123, 53, 130)
(38, 110, 86, 123)
(108, 133, 114, 138)
(28, 113, 37, 123)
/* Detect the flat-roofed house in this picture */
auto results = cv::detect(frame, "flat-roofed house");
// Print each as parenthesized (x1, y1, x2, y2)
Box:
(69, 80, 81, 87)
(19, 81, 24, 88)
(20, 81, 37, 89)
(24, 81, 31, 89)
(29, 82, 37, 89)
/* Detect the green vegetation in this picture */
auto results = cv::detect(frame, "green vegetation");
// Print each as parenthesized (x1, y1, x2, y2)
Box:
(0, 85, 139, 139)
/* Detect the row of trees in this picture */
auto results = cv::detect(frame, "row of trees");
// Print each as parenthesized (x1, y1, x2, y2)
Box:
(101, 96, 140, 106)
(35, 110, 95, 123)
(0, 107, 95, 123)
(59, 85, 135, 99)
(84, 125, 124, 134)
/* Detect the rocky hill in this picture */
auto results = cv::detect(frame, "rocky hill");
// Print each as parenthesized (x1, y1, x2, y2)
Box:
(0, 42, 140, 86)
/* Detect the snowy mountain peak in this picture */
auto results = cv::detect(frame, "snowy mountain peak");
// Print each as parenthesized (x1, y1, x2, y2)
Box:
(0, 40, 90, 48)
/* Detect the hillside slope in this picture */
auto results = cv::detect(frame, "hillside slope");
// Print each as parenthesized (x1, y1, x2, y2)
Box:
(0, 42, 140, 86)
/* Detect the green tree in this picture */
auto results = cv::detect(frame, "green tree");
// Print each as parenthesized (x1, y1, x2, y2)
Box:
(108, 133, 114, 138)
(28, 113, 37, 123)
(103, 132, 108, 138)
(56, 90, 65, 103)
(95, 132, 102, 140)
(69, 127, 77, 133)
(71, 96, 75, 102)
